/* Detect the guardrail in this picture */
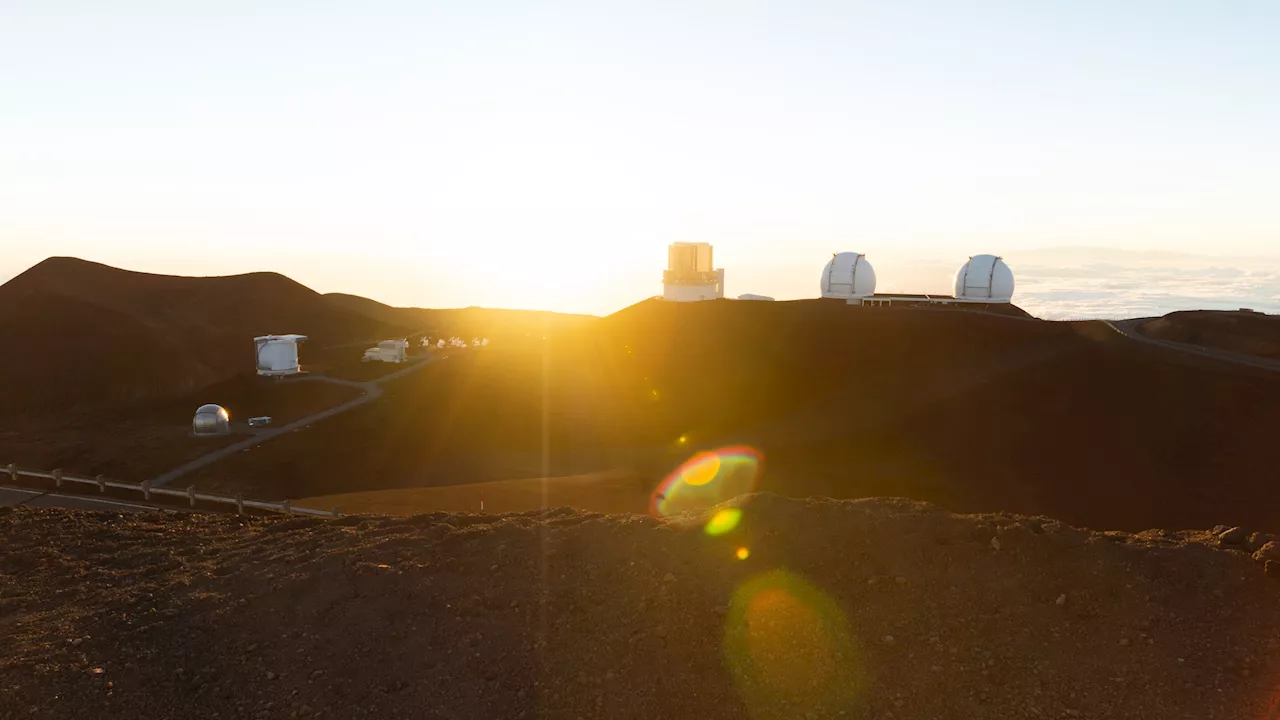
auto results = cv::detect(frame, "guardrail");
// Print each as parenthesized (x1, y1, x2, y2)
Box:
(4, 463, 339, 518)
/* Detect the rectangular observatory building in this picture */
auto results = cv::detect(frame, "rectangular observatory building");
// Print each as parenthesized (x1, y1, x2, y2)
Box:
(663, 242, 725, 302)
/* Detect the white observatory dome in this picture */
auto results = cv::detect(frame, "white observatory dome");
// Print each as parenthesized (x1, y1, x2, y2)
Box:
(193, 404, 231, 436)
(954, 255, 1015, 302)
(820, 252, 877, 299)
(737, 293, 775, 301)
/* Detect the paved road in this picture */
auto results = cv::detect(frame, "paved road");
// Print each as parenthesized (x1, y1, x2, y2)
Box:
(0, 486, 172, 512)
(1103, 319, 1280, 372)
(150, 356, 438, 488)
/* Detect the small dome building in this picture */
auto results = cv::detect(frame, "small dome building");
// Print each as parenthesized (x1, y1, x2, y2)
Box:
(820, 252, 877, 299)
(193, 404, 231, 436)
(954, 255, 1015, 302)
(737, 294, 776, 301)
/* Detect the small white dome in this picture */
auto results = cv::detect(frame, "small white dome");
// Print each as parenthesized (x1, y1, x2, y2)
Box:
(954, 255, 1015, 302)
(193, 404, 231, 436)
(820, 252, 877, 299)
(737, 294, 775, 301)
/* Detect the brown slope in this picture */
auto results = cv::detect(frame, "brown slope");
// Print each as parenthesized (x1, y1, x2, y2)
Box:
(1139, 309, 1280, 361)
(763, 323, 1280, 532)
(0, 257, 408, 414)
(0, 372, 363, 482)
(0, 291, 219, 413)
(4, 498, 1280, 720)
(182, 300, 1280, 533)
(325, 292, 599, 342)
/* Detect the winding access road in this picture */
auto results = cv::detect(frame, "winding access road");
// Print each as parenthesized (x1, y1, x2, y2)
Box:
(149, 357, 438, 488)
(1103, 319, 1280, 373)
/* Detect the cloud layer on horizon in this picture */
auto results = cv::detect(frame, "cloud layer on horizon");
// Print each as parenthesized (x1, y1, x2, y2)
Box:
(1014, 258, 1280, 319)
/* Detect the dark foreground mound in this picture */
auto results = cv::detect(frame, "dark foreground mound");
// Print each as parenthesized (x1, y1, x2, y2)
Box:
(3, 496, 1280, 720)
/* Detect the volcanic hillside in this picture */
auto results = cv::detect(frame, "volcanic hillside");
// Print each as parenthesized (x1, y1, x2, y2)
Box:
(0, 258, 597, 417)
(5, 497, 1280, 720)
(324, 292, 598, 343)
(1140, 309, 1280, 361)
(0, 258, 409, 414)
(184, 298, 1280, 534)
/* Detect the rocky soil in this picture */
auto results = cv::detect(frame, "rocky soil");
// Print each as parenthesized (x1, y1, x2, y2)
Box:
(4, 496, 1280, 719)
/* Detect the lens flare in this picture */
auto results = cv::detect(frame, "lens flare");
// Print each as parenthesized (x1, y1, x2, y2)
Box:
(736, 547, 750, 560)
(705, 508, 743, 536)
(686, 455, 721, 486)
(723, 570, 866, 717)
(650, 446, 763, 517)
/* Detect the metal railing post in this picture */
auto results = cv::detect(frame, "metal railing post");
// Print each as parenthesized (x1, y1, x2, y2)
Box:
(282, 500, 292, 516)
(97, 475, 105, 493)
(142, 479, 151, 501)
(7, 463, 15, 483)
(331, 507, 340, 518)
(53, 469, 62, 488)
(187, 485, 196, 508)
(236, 493, 244, 515)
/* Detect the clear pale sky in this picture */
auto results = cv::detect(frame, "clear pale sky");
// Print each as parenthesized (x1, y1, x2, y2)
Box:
(3, 1, 1278, 314)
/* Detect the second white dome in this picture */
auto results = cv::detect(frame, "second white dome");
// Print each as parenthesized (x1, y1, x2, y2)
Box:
(820, 252, 877, 299)
(954, 255, 1015, 301)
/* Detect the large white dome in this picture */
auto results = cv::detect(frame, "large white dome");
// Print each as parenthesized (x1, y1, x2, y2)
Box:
(954, 255, 1015, 302)
(820, 252, 877, 299)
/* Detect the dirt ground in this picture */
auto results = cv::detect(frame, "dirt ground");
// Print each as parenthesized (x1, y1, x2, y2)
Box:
(4, 496, 1280, 720)
(299, 471, 651, 516)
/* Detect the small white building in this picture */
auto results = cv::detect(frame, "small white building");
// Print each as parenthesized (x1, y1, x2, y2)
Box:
(737, 294, 775, 301)
(255, 334, 307, 376)
(363, 339, 409, 363)
(663, 242, 725, 302)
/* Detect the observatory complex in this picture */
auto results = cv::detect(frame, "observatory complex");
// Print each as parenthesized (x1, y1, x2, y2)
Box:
(821, 252, 1016, 308)
(656, 242, 1014, 308)
(663, 242, 725, 302)
(255, 334, 306, 376)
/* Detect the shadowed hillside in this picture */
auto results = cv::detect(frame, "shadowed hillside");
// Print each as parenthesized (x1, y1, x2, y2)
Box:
(1140, 310, 1280, 361)
(0, 258, 408, 413)
(324, 292, 598, 342)
(185, 299, 1280, 532)
(0, 372, 362, 482)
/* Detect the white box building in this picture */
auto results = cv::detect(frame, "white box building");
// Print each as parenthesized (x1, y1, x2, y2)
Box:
(363, 339, 408, 363)
(255, 334, 307, 376)
(663, 242, 725, 302)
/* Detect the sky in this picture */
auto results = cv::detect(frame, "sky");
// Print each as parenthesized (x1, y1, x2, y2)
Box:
(2, 1, 1278, 316)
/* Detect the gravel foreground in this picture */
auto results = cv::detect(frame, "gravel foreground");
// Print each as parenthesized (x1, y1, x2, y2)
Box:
(3, 495, 1280, 720)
